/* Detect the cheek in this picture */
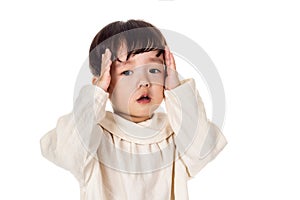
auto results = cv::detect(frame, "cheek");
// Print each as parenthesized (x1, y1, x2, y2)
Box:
(149, 74, 165, 86)
(152, 86, 164, 102)
(109, 76, 137, 105)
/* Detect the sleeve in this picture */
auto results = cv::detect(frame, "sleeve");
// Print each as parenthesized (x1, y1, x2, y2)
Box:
(40, 85, 109, 182)
(164, 78, 227, 178)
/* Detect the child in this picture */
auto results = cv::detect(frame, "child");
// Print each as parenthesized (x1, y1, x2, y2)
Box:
(40, 19, 227, 200)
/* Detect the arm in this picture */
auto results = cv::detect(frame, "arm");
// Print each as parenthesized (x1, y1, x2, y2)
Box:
(40, 49, 112, 182)
(40, 85, 109, 182)
(164, 79, 227, 178)
(164, 47, 227, 178)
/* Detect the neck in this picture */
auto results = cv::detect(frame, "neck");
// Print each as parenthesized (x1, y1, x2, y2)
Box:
(114, 111, 152, 123)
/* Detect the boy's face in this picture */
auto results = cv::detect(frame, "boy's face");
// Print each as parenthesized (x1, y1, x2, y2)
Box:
(108, 49, 165, 122)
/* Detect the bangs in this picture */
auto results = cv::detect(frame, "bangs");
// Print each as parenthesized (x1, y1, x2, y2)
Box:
(121, 27, 166, 60)
(104, 27, 166, 62)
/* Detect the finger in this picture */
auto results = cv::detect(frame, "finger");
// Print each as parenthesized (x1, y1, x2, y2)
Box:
(164, 46, 171, 67)
(103, 49, 112, 67)
(165, 46, 176, 70)
(169, 52, 176, 71)
(102, 49, 111, 66)
(97, 64, 111, 87)
(100, 49, 112, 77)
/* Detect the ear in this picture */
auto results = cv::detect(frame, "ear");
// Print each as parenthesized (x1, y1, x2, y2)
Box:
(92, 76, 99, 85)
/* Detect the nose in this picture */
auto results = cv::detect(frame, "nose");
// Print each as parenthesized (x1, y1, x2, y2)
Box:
(139, 80, 150, 88)
(135, 66, 151, 88)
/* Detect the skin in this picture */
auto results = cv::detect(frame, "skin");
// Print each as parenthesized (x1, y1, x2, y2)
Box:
(92, 46, 180, 123)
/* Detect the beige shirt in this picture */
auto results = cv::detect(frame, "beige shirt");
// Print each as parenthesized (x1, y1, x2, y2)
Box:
(40, 79, 227, 200)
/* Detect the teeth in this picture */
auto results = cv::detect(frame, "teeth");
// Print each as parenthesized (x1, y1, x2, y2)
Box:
(138, 96, 149, 100)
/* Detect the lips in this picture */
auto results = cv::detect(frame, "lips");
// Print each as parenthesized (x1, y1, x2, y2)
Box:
(136, 94, 151, 104)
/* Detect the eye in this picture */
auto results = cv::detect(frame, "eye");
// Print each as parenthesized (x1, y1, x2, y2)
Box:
(121, 70, 133, 76)
(149, 68, 161, 74)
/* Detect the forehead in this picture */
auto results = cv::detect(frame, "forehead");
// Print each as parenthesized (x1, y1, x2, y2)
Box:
(115, 50, 164, 67)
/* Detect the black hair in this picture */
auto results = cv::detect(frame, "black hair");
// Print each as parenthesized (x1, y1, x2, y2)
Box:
(89, 20, 167, 76)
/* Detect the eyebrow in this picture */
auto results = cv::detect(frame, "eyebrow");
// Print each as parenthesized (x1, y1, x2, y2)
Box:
(148, 57, 164, 64)
(115, 56, 163, 67)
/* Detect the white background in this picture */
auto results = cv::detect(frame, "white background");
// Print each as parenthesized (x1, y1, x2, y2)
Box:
(1, 0, 300, 199)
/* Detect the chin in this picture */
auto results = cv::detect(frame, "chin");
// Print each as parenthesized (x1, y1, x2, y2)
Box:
(132, 111, 152, 118)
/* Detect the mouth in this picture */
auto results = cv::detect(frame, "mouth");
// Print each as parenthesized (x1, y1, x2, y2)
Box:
(136, 94, 151, 104)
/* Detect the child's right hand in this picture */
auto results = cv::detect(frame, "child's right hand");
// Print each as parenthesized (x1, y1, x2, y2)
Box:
(95, 49, 112, 92)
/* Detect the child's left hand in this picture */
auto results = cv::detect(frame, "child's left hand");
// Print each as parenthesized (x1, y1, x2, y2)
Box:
(164, 46, 180, 90)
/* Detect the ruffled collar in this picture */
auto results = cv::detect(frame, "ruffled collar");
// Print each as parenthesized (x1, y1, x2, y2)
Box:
(98, 111, 174, 144)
